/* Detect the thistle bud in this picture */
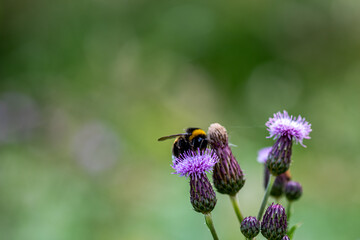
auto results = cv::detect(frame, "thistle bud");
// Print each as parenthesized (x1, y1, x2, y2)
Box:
(208, 123, 245, 196)
(270, 172, 291, 198)
(285, 181, 303, 201)
(240, 216, 260, 239)
(261, 203, 287, 240)
(172, 149, 218, 214)
(266, 111, 312, 176)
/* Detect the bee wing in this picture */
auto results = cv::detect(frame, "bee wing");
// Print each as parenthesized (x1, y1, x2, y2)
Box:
(158, 133, 188, 141)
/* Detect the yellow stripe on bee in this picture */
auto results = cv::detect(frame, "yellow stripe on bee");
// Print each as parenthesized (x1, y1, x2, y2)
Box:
(189, 129, 206, 141)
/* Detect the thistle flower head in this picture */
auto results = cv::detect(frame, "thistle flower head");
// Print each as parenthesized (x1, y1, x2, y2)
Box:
(265, 110, 311, 175)
(282, 236, 290, 240)
(172, 149, 218, 214)
(285, 181, 303, 201)
(208, 123, 245, 196)
(172, 149, 218, 178)
(257, 147, 272, 164)
(266, 110, 312, 147)
(261, 203, 287, 240)
(240, 216, 260, 239)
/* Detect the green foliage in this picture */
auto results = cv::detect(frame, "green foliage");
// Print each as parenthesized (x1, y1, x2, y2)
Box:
(287, 223, 302, 239)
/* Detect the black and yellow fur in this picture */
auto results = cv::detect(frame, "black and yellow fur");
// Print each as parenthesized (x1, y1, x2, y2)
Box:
(158, 128, 208, 158)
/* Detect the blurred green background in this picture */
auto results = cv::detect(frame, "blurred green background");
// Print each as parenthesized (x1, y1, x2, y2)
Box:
(1, 0, 360, 239)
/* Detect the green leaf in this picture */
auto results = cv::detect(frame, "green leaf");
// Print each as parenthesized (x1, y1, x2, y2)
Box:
(287, 223, 302, 239)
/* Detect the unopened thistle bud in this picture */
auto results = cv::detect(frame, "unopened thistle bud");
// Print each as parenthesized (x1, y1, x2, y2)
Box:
(258, 147, 291, 197)
(172, 149, 218, 214)
(208, 123, 245, 196)
(285, 181, 303, 201)
(266, 111, 312, 176)
(240, 216, 260, 239)
(270, 173, 290, 197)
(261, 203, 287, 240)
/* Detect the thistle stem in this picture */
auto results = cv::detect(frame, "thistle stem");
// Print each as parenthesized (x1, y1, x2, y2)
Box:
(287, 200, 292, 222)
(257, 174, 275, 220)
(204, 213, 219, 240)
(229, 194, 244, 223)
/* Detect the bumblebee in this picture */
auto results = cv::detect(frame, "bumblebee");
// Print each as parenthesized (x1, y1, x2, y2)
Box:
(158, 127, 208, 158)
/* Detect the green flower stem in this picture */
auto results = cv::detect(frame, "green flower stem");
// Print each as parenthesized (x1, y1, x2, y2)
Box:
(229, 194, 244, 223)
(204, 213, 219, 240)
(257, 174, 275, 220)
(287, 200, 292, 222)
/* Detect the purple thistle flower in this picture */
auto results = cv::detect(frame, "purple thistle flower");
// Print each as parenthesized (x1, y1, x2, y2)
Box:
(261, 203, 287, 240)
(265, 111, 312, 176)
(240, 216, 260, 238)
(266, 110, 311, 147)
(208, 123, 245, 196)
(257, 147, 272, 164)
(172, 149, 218, 214)
(172, 149, 218, 178)
(282, 236, 290, 240)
